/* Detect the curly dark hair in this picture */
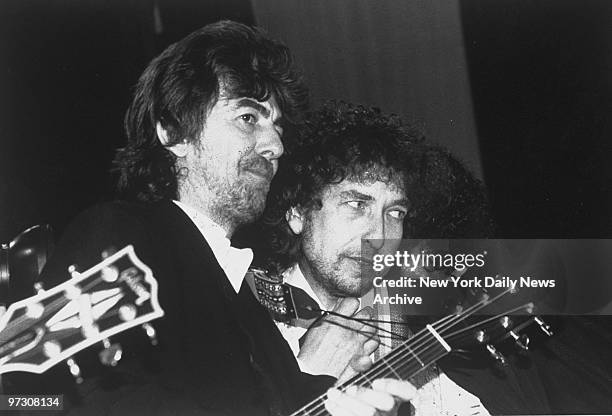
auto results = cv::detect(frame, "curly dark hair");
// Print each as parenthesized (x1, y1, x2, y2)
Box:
(404, 146, 495, 239)
(234, 101, 495, 272)
(241, 101, 424, 271)
(113, 20, 308, 202)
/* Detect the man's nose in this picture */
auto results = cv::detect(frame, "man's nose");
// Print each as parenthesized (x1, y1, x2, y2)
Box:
(363, 217, 386, 251)
(256, 126, 284, 161)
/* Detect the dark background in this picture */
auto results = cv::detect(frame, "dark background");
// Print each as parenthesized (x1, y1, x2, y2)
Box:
(1, 1, 611, 256)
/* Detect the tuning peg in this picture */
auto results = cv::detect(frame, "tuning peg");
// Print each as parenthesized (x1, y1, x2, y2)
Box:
(99, 338, 123, 366)
(100, 265, 120, 283)
(475, 329, 489, 344)
(486, 344, 507, 366)
(68, 264, 80, 277)
(43, 341, 80, 383)
(142, 323, 158, 346)
(43, 340, 83, 383)
(66, 357, 83, 384)
(534, 316, 553, 336)
(499, 316, 512, 329)
(101, 247, 117, 259)
(33, 282, 45, 294)
(509, 330, 530, 351)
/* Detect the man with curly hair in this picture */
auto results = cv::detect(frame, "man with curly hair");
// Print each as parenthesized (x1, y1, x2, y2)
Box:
(4, 23, 415, 416)
(247, 102, 491, 415)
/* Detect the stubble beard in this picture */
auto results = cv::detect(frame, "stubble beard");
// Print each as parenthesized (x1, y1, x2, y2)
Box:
(302, 240, 373, 299)
(179, 157, 271, 234)
(207, 175, 269, 232)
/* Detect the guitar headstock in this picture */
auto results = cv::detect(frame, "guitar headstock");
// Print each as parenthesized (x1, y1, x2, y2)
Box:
(0, 245, 164, 377)
(435, 287, 553, 366)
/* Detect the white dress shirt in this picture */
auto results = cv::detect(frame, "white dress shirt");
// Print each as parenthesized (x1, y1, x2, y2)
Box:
(276, 263, 490, 416)
(173, 200, 253, 293)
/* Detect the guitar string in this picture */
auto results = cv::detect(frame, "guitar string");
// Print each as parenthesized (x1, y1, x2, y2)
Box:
(291, 288, 515, 416)
(295, 313, 487, 416)
(290, 315, 459, 416)
(336, 287, 516, 390)
(313, 307, 409, 342)
(290, 313, 466, 416)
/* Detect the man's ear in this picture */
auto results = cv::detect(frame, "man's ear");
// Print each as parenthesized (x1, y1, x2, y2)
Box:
(285, 207, 304, 235)
(156, 121, 189, 157)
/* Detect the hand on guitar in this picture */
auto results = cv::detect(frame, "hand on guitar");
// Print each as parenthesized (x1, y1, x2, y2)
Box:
(325, 378, 417, 416)
(297, 298, 379, 381)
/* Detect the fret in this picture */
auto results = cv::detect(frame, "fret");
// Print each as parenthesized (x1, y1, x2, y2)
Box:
(289, 283, 532, 416)
(380, 355, 402, 379)
(401, 343, 425, 367)
(292, 329, 454, 415)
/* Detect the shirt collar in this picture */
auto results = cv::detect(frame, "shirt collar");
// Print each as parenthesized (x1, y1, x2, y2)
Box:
(173, 200, 253, 293)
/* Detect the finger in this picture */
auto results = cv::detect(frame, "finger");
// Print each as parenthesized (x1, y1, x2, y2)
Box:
(363, 337, 379, 355)
(324, 399, 355, 416)
(371, 378, 417, 402)
(333, 297, 360, 315)
(326, 388, 374, 416)
(349, 308, 377, 338)
(353, 306, 373, 319)
(349, 354, 373, 373)
(345, 385, 395, 413)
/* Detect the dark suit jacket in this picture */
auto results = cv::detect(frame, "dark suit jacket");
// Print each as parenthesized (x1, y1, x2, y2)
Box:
(4, 201, 333, 415)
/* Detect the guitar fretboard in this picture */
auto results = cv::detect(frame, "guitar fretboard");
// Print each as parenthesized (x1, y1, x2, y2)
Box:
(291, 324, 452, 416)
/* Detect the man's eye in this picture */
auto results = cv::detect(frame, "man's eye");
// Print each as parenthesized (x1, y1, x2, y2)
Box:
(347, 201, 365, 209)
(239, 114, 257, 124)
(388, 209, 407, 220)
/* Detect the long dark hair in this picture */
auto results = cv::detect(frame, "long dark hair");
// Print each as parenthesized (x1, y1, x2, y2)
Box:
(114, 20, 308, 202)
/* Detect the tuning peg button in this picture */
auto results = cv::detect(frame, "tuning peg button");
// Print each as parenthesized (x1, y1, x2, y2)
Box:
(33, 282, 45, 294)
(68, 264, 80, 278)
(66, 357, 83, 384)
(142, 323, 158, 346)
(101, 247, 117, 259)
(475, 330, 489, 344)
(500, 316, 512, 329)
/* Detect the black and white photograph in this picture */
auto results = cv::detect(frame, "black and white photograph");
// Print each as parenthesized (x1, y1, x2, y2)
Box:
(0, 1, 611, 415)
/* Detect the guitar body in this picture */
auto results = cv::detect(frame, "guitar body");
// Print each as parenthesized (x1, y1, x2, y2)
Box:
(0, 224, 55, 306)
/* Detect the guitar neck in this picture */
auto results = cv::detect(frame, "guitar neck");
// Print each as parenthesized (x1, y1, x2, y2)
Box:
(291, 324, 451, 416)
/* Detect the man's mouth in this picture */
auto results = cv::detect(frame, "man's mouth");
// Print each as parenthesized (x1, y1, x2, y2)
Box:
(345, 256, 375, 267)
(245, 168, 273, 181)
(242, 158, 274, 181)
